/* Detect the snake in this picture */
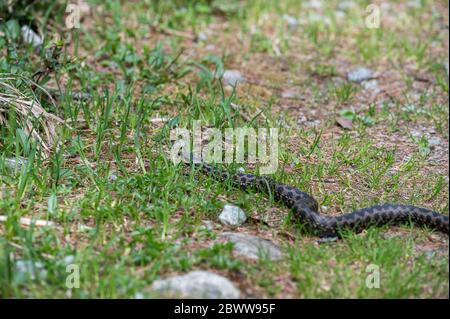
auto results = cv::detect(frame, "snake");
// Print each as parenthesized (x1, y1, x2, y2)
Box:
(186, 158, 449, 238)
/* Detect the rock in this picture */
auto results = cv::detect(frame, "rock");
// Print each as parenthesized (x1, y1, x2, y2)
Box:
(237, 167, 245, 173)
(305, 0, 323, 9)
(61, 255, 75, 266)
(134, 292, 145, 299)
(197, 31, 208, 41)
(151, 270, 240, 299)
(417, 248, 448, 261)
(307, 119, 321, 127)
(4, 157, 28, 170)
(298, 114, 308, 124)
(335, 11, 346, 19)
(281, 88, 302, 99)
(282, 15, 299, 28)
(428, 137, 441, 149)
(407, 0, 421, 8)
(337, 1, 356, 10)
(347, 67, 374, 83)
(222, 70, 246, 86)
(444, 62, 449, 77)
(219, 205, 247, 226)
(219, 232, 283, 260)
(15, 260, 47, 281)
(361, 79, 382, 95)
(200, 220, 214, 231)
(424, 250, 436, 259)
(21, 25, 43, 49)
(108, 173, 118, 182)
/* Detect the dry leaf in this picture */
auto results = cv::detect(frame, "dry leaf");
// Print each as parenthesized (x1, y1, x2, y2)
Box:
(336, 117, 353, 129)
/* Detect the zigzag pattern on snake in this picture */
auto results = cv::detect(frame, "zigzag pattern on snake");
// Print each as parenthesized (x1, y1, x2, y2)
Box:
(187, 160, 449, 238)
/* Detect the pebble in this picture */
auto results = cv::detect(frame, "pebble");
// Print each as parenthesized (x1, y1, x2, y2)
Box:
(407, 0, 421, 8)
(305, 0, 323, 9)
(281, 89, 302, 99)
(282, 15, 299, 28)
(237, 167, 245, 173)
(21, 25, 43, 49)
(200, 220, 214, 231)
(134, 292, 145, 299)
(197, 31, 208, 41)
(428, 137, 441, 149)
(219, 232, 283, 260)
(61, 255, 75, 266)
(337, 1, 356, 10)
(219, 205, 247, 226)
(222, 70, 246, 86)
(108, 173, 118, 182)
(151, 270, 241, 299)
(15, 260, 47, 281)
(347, 67, 374, 83)
(361, 79, 382, 95)
(4, 157, 28, 170)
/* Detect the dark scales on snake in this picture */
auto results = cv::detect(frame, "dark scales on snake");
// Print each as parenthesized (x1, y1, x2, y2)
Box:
(186, 159, 449, 238)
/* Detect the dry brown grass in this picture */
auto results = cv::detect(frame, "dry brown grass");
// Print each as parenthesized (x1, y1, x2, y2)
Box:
(0, 73, 65, 154)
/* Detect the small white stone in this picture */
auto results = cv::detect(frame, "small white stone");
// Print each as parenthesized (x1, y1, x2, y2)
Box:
(407, 0, 421, 8)
(282, 14, 299, 28)
(108, 173, 118, 182)
(62, 255, 75, 265)
(335, 11, 346, 19)
(15, 260, 47, 280)
(197, 31, 208, 41)
(361, 79, 382, 95)
(347, 67, 373, 83)
(219, 205, 247, 226)
(362, 79, 380, 90)
(134, 292, 145, 299)
(21, 25, 43, 49)
(151, 270, 240, 299)
(200, 220, 214, 231)
(306, 0, 323, 9)
(219, 232, 283, 260)
(222, 70, 246, 86)
(4, 157, 28, 170)
(337, 1, 356, 10)
(428, 137, 441, 148)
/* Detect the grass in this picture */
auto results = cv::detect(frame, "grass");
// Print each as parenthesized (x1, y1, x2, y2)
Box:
(0, 0, 448, 298)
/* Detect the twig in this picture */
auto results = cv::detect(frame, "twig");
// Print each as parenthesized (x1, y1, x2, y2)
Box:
(230, 102, 266, 122)
(0, 215, 54, 227)
(151, 25, 196, 41)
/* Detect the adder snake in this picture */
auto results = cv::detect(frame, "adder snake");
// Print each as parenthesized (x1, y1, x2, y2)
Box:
(187, 159, 449, 238)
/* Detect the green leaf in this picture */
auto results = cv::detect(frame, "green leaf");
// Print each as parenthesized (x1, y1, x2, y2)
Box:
(339, 108, 356, 120)
(5, 19, 20, 40)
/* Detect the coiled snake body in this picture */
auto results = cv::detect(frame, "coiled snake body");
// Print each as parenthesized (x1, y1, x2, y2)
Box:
(189, 160, 449, 238)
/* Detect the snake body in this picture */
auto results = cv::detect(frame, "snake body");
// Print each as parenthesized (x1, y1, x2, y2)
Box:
(190, 160, 449, 238)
